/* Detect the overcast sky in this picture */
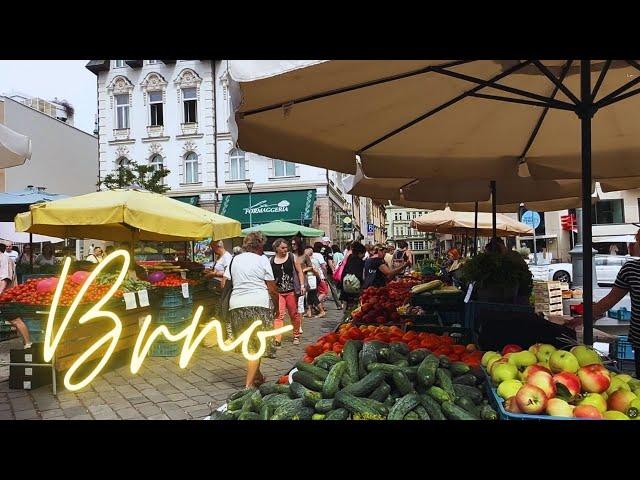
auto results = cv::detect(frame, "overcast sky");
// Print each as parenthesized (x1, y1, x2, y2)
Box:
(0, 60, 96, 134)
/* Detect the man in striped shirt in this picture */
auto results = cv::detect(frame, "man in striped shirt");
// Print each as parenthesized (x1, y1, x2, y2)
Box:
(593, 229, 640, 377)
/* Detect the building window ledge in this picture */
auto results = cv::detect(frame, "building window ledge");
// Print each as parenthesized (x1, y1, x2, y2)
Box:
(146, 125, 165, 137)
(112, 128, 130, 141)
(268, 175, 301, 181)
(179, 182, 203, 187)
(141, 136, 170, 143)
(108, 139, 136, 146)
(180, 122, 198, 136)
(226, 178, 250, 184)
(176, 133, 204, 140)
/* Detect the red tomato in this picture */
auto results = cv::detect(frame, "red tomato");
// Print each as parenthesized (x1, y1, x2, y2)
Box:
(332, 343, 344, 353)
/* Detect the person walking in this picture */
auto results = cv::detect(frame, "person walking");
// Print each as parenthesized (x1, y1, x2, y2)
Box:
(340, 241, 366, 309)
(392, 241, 413, 277)
(35, 243, 56, 267)
(204, 240, 232, 289)
(86, 246, 104, 264)
(270, 238, 305, 346)
(332, 244, 344, 269)
(223, 232, 280, 387)
(5, 241, 19, 263)
(303, 245, 326, 318)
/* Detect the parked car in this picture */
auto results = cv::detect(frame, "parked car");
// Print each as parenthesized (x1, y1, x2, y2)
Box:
(528, 255, 640, 286)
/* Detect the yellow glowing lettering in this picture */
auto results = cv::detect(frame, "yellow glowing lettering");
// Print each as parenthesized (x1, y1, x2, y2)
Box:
(44, 249, 293, 391)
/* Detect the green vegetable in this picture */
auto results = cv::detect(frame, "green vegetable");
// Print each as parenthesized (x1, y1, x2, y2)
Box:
(295, 361, 329, 380)
(241, 397, 253, 413)
(335, 391, 386, 418)
(387, 393, 421, 420)
(292, 370, 324, 391)
(290, 382, 322, 406)
(314, 398, 335, 413)
(368, 382, 391, 402)
(292, 408, 315, 420)
(343, 340, 362, 382)
(436, 368, 457, 400)
(342, 370, 386, 397)
(392, 370, 414, 396)
(313, 351, 341, 368)
(238, 412, 261, 420)
(228, 387, 255, 403)
(262, 393, 291, 409)
(417, 356, 439, 387)
(259, 404, 272, 420)
(367, 362, 417, 377)
(358, 350, 367, 379)
(452, 384, 484, 405)
(414, 405, 431, 420)
(455, 396, 480, 418)
(408, 348, 430, 365)
(439, 356, 451, 369)
(389, 342, 410, 356)
(270, 399, 307, 420)
(227, 390, 255, 411)
(393, 359, 410, 368)
(452, 373, 478, 386)
(322, 361, 347, 398)
(360, 342, 380, 371)
(312, 413, 326, 420)
(449, 361, 471, 377)
(208, 410, 234, 420)
(427, 386, 452, 404)
(479, 404, 499, 420)
(325, 408, 350, 420)
(403, 411, 420, 420)
(441, 401, 478, 420)
(419, 394, 446, 420)
(250, 389, 264, 412)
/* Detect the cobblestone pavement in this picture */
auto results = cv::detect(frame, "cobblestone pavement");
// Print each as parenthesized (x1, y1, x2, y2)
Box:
(0, 304, 344, 420)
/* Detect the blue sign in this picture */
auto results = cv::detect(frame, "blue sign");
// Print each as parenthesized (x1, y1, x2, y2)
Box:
(367, 223, 375, 234)
(521, 210, 541, 229)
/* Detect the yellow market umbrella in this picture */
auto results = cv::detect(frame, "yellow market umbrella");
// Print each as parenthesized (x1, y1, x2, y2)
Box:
(15, 188, 241, 242)
(410, 207, 532, 237)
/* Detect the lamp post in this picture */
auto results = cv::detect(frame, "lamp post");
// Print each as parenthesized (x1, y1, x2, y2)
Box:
(245, 180, 254, 228)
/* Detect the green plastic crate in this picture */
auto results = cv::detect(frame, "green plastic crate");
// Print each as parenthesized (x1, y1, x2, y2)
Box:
(149, 341, 181, 357)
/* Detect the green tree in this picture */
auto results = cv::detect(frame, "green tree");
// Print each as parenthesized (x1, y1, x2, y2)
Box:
(98, 161, 171, 194)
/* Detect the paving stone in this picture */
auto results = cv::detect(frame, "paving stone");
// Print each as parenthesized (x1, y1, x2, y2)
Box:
(10, 398, 35, 412)
(14, 409, 39, 420)
(165, 410, 189, 420)
(167, 392, 188, 401)
(0, 410, 14, 420)
(128, 396, 150, 405)
(137, 404, 162, 416)
(147, 413, 170, 420)
(70, 414, 93, 420)
(176, 398, 198, 408)
(191, 395, 212, 404)
(117, 407, 145, 420)
(41, 409, 65, 419)
(63, 406, 89, 418)
(0, 402, 11, 411)
(59, 399, 83, 409)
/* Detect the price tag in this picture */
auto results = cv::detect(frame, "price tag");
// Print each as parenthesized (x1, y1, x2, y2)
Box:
(464, 282, 474, 304)
(123, 292, 138, 310)
(137, 289, 150, 307)
(181, 271, 187, 279)
(181, 282, 190, 299)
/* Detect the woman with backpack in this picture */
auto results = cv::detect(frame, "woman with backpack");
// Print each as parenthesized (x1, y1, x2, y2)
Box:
(339, 242, 366, 309)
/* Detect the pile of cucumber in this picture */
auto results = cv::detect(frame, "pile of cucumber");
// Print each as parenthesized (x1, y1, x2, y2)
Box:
(209, 339, 498, 420)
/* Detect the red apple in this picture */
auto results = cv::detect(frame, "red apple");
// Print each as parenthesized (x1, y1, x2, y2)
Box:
(515, 384, 548, 414)
(522, 364, 552, 382)
(502, 344, 523, 355)
(553, 372, 582, 400)
(577, 364, 611, 394)
(573, 405, 603, 419)
(527, 371, 557, 399)
(504, 396, 521, 414)
(607, 389, 638, 413)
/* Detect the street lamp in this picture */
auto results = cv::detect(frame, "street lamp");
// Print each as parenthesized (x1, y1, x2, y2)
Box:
(245, 180, 255, 228)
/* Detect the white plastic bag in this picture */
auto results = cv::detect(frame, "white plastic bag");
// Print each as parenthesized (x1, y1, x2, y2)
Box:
(297, 295, 305, 314)
(307, 274, 317, 290)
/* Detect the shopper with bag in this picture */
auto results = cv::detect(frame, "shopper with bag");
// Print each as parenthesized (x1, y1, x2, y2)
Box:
(363, 244, 411, 289)
(270, 238, 305, 346)
(303, 245, 326, 318)
(222, 232, 280, 387)
(340, 242, 366, 309)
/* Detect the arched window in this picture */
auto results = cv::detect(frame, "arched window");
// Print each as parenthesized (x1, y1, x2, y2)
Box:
(149, 154, 163, 172)
(116, 157, 130, 167)
(184, 152, 199, 184)
(229, 148, 246, 181)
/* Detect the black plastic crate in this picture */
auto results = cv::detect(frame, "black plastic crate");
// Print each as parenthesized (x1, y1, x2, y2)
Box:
(411, 291, 464, 309)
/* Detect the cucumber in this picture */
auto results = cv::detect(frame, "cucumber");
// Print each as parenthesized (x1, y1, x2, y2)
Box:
(427, 386, 452, 404)
(455, 396, 480, 418)
(325, 408, 350, 420)
(387, 393, 421, 420)
(452, 373, 478, 386)
(377, 347, 392, 362)
(417, 356, 439, 387)
(392, 370, 414, 396)
(389, 341, 410, 356)
(436, 368, 457, 400)
(313, 351, 341, 368)
(441, 401, 478, 420)
(408, 348, 430, 365)
(439, 356, 451, 369)
(227, 409, 243, 419)
(404, 411, 420, 420)
(335, 391, 386, 418)
(419, 394, 446, 420)
(393, 359, 410, 368)
(383, 397, 395, 409)
(414, 405, 431, 420)
(258, 382, 279, 396)
(369, 382, 391, 402)
(449, 361, 471, 377)
(290, 382, 322, 406)
(322, 361, 347, 398)
(360, 342, 380, 371)
(227, 390, 255, 411)
(312, 413, 326, 420)
(295, 361, 329, 380)
(453, 384, 484, 405)
(342, 370, 386, 397)
(388, 349, 408, 364)
(292, 370, 324, 391)
(479, 404, 499, 420)
(250, 389, 264, 412)
(357, 397, 389, 417)
(208, 410, 235, 420)
(238, 412, 261, 420)
(270, 398, 307, 420)
(314, 398, 335, 413)
(292, 407, 315, 420)
(259, 404, 272, 420)
(228, 387, 255, 402)
(343, 340, 362, 381)
(358, 350, 367, 379)
(263, 393, 291, 409)
(367, 362, 417, 376)
(438, 367, 452, 379)
(340, 372, 356, 388)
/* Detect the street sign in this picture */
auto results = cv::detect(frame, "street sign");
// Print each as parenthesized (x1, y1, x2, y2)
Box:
(522, 210, 541, 229)
(367, 223, 375, 234)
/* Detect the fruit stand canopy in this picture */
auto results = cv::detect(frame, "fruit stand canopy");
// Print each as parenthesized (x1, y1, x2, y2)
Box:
(219, 190, 316, 228)
(410, 207, 533, 236)
(14, 188, 241, 242)
(241, 220, 324, 237)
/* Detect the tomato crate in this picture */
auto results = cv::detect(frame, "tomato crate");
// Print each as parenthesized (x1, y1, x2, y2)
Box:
(405, 322, 471, 344)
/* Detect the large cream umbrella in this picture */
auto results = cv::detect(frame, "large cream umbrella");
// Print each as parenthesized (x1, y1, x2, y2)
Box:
(410, 207, 532, 237)
(230, 59, 640, 344)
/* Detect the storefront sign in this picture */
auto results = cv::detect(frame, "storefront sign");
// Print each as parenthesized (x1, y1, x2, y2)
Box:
(43, 250, 292, 391)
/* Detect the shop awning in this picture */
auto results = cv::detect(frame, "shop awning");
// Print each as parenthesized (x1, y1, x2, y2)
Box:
(173, 195, 199, 206)
(219, 190, 316, 228)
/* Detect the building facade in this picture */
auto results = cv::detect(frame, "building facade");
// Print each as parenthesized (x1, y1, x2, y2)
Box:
(385, 205, 434, 261)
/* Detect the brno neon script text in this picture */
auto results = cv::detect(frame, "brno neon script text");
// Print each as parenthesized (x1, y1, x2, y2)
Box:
(43, 250, 292, 391)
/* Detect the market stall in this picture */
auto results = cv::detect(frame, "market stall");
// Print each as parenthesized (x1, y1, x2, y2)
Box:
(1, 188, 241, 391)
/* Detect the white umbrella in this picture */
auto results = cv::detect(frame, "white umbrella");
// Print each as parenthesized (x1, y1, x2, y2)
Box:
(0, 222, 62, 244)
(0, 123, 31, 168)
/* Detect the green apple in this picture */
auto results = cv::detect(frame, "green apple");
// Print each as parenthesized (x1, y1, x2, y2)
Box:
(497, 379, 523, 399)
(537, 361, 551, 371)
(615, 374, 633, 383)
(607, 377, 631, 396)
(488, 357, 507, 374)
(570, 345, 602, 367)
(508, 351, 538, 370)
(536, 344, 557, 363)
(627, 378, 640, 389)
(578, 393, 607, 414)
(492, 363, 518, 385)
(481, 351, 501, 368)
(549, 350, 580, 373)
(603, 410, 630, 420)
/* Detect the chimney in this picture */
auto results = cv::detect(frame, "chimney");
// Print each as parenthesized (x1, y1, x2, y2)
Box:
(26, 185, 35, 192)
(37, 186, 46, 193)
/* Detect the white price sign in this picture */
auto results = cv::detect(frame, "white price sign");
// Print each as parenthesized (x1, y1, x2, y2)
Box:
(137, 289, 150, 307)
(464, 282, 475, 304)
(181, 271, 187, 279)
(181, 283, 190, 298)
(123, 292, 138, 310)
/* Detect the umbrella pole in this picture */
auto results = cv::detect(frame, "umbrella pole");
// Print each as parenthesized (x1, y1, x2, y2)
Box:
(490, 181, 497, 240)
(29, 233, 33, 274)
(580, 59, 594, 346)
(473, 201, 478, 256)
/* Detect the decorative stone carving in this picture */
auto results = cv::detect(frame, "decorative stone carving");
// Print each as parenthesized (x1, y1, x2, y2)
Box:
(115, 145, 130, 158)
(146, 125, 164, 138)
(107, 75, 134, 109)
(113, 128, 130, 141)
(174, 68, 202, 102)
(140, 72, 168, 105)
(148, 143, 164, 156)
(182, 140, 198, 154)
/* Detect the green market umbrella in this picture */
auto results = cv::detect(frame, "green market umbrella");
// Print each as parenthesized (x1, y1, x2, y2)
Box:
(241, 220, 324, 237)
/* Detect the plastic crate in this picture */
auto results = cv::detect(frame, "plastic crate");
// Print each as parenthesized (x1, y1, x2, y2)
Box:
(149, 341, 181, 357)
(438, 310, 464, 326)
(150, 320, 188, 335)
(411, 291, 464, 309)
(608, 308, 632, 321)
(612, 336, 634, 360)
(155, 305, 193, 324)
(159, 291, 186, 308)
